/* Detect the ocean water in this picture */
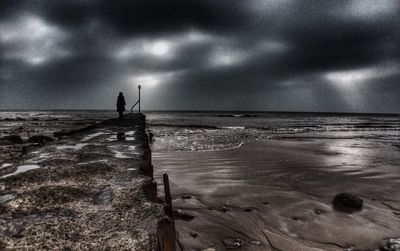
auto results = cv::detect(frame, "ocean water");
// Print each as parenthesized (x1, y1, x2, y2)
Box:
(146, 111, 400, 152)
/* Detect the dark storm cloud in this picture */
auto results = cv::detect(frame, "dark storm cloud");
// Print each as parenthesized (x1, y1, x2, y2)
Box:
(30, 0, 249, 35)
(0, 0, 399, 112)
(0, 0, 24, 19)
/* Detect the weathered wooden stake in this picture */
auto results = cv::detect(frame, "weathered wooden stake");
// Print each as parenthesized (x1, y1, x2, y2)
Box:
(159, 173, 176, 251)
(163, 173, 173, 218)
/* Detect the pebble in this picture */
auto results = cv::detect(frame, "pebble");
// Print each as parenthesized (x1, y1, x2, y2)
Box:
(233, 239, 242, 248)
(313, 209, 325, 215)
(219, 206, 230, 212)
(189, 232, 198, 238)
(174, 209, 194, 221)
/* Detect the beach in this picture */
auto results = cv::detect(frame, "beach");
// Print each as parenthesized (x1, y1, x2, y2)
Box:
(149, 112, 400, 250)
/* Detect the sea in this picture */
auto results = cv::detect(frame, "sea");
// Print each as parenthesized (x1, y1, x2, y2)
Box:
(146, 111, 400, 152)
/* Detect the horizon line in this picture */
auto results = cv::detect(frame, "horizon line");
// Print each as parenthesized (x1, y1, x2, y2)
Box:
(0, 109, 399, 116)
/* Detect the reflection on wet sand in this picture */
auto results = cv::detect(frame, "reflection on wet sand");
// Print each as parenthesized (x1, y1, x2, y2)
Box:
(154, 139, 400, 250)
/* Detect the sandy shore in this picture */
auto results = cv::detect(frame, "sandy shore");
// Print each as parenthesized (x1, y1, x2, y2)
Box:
(153, 139, 400, 250)
(0, 114, 164, 250)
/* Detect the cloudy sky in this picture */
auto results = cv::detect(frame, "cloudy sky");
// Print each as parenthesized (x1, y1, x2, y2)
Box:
(0, 0, 399, 113)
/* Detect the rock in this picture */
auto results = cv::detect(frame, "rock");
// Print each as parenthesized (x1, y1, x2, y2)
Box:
(181, 194, 192, 199)
(28, 135, 54, 145)
(332, 193, 363, 213)
(381, 238, 400, 251)
(233, 239, 242, 248)
(189, 232, 198, 238)
(3, 135, 23, 144)
(219, 206, 230, 212)
(243, 208, 252, 212)
(223, 238, 243, 249)
(313, 209, 326, 215)
(173, 209, 194, 221)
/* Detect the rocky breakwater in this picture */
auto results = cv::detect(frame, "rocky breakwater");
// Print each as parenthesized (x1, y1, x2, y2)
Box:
(0, 113, 171, 250)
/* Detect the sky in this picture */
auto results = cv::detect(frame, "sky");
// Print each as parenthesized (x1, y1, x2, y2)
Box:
(0, 0, 399, 113)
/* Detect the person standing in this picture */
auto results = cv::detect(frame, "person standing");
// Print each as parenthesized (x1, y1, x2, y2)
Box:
(116, 92, 126, 120)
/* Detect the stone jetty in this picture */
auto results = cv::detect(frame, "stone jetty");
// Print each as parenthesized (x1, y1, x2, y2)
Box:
(0, 114, 175, 250)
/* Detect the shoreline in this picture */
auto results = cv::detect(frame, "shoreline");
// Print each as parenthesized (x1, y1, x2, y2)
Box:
(0, 114, 175, 250)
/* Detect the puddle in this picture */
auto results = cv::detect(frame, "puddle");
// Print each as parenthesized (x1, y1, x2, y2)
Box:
(81, 132, 108, 142)
(1, 163, 13, 170)
(0, 194, 16, 204)
(125, 131, 136, 136)
(106, 135, 117, 142)
(78, 159, 109, 165)
(114, 150, 131, 159)
(1, 165, 41, 179)
(56, 143, 89, 150)
(39, 153, 51, 158)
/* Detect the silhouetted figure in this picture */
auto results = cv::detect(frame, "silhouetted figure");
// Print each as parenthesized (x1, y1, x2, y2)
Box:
(116, 92, 126, 120)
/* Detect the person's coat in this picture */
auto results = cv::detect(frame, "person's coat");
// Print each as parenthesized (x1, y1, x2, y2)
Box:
(117, 94, 126, 112)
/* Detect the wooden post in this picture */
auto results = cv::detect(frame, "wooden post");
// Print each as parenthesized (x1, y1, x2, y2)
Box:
(163, 173, 173, 218)
(158, 173, 176, 251)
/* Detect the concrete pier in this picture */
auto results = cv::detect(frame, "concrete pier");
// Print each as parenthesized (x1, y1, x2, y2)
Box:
(0, 114, 174, 250)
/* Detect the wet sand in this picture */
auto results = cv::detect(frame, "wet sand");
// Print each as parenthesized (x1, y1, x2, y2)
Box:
(153, 139, 400, 250)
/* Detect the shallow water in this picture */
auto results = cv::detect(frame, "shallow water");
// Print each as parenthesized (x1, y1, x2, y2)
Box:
(1, 164, 41, 179)
(147, 111, 400, 152)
